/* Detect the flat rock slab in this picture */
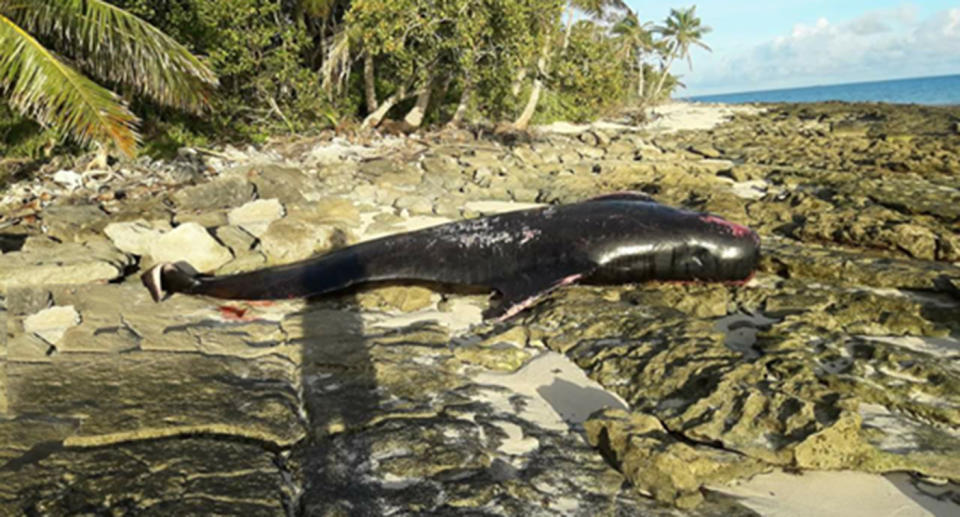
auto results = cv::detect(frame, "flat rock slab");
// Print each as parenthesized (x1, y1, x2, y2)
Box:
(149, 222, 233, 272)
(0, 238, 131, 290)
(228, 198, 285, 237)
(23, 305, 80, 345)
(103, 219, 173, 255)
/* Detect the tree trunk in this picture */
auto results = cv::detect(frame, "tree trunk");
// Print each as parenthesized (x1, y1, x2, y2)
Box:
(448, 74, 472, 127)
(637, 62, 645, 100)
(512, 57, 545, 130)
(403, 77, 433, 128)
(511, 68, 527, 97)
(562, 6, 574, 52)
(651, 53, 675, 102)
(363, 52, 378, 113)
(512, 38, 550, 130)
(361, 85, 407, 128)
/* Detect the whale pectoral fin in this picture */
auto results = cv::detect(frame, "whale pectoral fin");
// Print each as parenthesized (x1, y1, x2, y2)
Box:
(485, 269, 590, 322)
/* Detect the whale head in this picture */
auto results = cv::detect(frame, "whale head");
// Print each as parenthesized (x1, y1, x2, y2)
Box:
(590, 207, 760, 284)
(671, 214, 760, 282)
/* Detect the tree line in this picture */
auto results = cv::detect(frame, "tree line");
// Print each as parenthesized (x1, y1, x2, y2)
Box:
(0, 0, 710, 158)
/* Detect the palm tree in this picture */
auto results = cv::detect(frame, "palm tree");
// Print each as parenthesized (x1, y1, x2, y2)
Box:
(514, 0, 625, 130)
(650, 5, 711, 101)
(0, 0, 217, 157)
(611, 10, 655, 101)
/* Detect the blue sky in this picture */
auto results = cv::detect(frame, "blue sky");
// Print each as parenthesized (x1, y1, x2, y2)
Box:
(625, 1, 960, 96)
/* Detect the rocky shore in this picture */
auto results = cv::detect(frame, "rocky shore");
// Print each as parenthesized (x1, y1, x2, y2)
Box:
(1, 101, 958, 515)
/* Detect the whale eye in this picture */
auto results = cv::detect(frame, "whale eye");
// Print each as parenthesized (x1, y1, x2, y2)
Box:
(688, 245, 715, 273)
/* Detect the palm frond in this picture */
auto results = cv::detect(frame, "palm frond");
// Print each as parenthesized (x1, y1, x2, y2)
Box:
(7, 0, 217, 113)
(321, 30, 351, 97)
(0, 12, 138, 156)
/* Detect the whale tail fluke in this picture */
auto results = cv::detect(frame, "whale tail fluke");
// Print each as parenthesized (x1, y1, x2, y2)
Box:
(141, 261, 202, 302)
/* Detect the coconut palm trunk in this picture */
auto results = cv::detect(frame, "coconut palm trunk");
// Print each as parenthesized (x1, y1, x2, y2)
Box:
(448, 73, 472, 127)
(512, 37, 550, 130)
(363, 51, 378, 113)
(562, 6, 574, 52)
(403, 76, 433, 128)
(511, 68, 527, 97)
(361, 84, 407, 128)
(651, 51, 675, 102)
(637, 63, 645, 99)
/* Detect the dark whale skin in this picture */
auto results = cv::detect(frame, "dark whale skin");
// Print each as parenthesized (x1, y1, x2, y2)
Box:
(141, 194, 760, 320)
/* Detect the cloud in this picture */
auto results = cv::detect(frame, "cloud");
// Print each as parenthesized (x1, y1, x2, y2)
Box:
(687, 4, 960, 95)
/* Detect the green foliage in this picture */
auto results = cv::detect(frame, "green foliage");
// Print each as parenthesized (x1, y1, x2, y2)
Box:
(0, 106, 60, 158)
(536, 20, 632, 123)
(112, 0, 334, 144)
(2, 0, 706, 162)
(0, 0, 215, 156)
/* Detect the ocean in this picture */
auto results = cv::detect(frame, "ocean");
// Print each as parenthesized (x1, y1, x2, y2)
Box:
(688, 74, 960, 106)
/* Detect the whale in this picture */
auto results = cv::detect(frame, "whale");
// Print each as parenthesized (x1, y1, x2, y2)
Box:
(141, 193, 760, 320)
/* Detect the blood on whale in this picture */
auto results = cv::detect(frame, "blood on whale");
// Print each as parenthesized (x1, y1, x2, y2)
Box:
(700, 215, 755, 240)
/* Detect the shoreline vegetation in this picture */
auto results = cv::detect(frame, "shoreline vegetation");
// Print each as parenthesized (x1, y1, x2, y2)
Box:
(0, 1, 709, 171)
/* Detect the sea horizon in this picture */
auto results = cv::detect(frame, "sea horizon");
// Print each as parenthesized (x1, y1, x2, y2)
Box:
(686, 73, 960, 106)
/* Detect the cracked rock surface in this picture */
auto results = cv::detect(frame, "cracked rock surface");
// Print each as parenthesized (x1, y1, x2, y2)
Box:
(1, 102, 959, 515)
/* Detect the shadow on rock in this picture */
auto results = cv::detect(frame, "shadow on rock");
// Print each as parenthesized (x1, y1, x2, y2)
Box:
(293, 294, 381, 516)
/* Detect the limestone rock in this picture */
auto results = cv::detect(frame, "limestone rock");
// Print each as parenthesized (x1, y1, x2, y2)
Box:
(356, 285, 435, 312)
(0, 238, 131, 290)
(586, 409, 766, 509)
(42, 204, 109, 241)
(259, 217, 339, 264)
(227, 198, 285, 237)
(171, 177, 254, 210)
(23, 305, 80, 345)
(103, 219, 172, 255)
(214, 225, 256, 255)
(149, 222, 233, 272)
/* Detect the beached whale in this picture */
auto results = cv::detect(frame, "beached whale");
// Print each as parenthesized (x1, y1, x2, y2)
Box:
(141, 193, 760, 320)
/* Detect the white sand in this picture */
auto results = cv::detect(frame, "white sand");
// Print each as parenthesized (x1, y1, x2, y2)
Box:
(534, 101, 764, 136)
(713, 470, 958, 517)
(473, 351, 629, 432)
(643, 101, 765, 134)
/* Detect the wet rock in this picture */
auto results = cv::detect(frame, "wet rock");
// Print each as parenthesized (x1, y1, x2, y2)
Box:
(888, 224, 938, 260)
(0, 438, 292, 515)
(586, 409, 766, 509)
(148, 222, 233, 272)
